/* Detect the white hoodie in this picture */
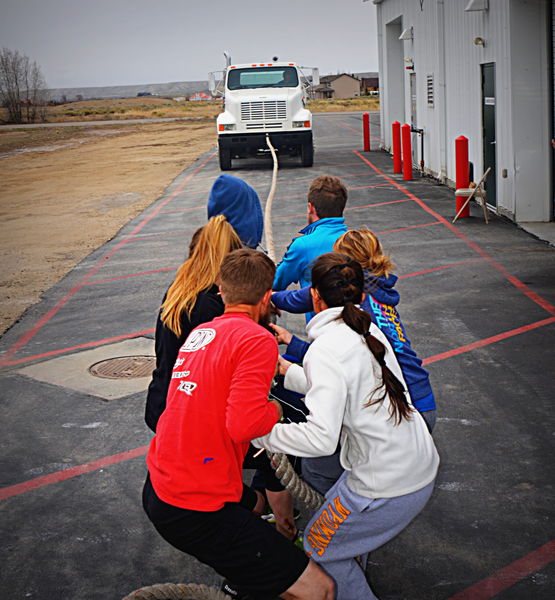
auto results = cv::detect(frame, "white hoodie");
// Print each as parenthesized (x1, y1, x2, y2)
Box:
(253, 306, 439, 499)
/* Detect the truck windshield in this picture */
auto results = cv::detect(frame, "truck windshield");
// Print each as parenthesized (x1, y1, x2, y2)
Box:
(227, 67, 299, 90)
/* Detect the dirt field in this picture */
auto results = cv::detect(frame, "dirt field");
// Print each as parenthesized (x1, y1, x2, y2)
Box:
(0, 119, 217, 335)
(0, 97, 378, 337)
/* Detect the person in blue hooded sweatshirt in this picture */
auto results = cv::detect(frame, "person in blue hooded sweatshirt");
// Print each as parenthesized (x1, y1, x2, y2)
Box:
(271, 228, 437, 493)
(207, 174, 263, 250)
(272, 175, 348, 322)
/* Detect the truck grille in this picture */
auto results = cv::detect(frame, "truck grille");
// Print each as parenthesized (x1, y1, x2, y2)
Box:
(245, 122, 284, 130)
(241, 101, 287, 121)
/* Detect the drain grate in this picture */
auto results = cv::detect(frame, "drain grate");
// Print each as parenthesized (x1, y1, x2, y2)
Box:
(89, 356, 156, 379)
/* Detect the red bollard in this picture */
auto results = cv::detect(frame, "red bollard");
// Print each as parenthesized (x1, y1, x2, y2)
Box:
(401, 123, 412, 181)
(392, 121, 402, 173)
(455, 135, 470, 218)
(363, 112, 370, 151)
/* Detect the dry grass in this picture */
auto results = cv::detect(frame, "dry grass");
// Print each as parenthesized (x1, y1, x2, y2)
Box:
(47, 98, 223, 121)
(1, 96, 379, 125)
(0, 98, 223, 124)
(308, 97, 379, 112)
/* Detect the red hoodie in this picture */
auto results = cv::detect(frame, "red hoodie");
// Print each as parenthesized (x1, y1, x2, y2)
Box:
(147, 312, 279, 511)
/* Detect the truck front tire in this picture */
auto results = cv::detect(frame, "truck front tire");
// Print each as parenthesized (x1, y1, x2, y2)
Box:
(219, 145, 232, 171)
(301, 142, 314, 168)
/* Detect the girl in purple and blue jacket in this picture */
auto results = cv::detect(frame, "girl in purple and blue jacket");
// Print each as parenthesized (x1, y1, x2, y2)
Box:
(272, 228, 437, 432)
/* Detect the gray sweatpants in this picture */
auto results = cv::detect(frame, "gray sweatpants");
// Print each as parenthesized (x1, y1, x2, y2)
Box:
(303, 472, 435, 600)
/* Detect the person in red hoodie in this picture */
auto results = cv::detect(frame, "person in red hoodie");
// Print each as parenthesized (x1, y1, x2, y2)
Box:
(143, 248, 334, 600)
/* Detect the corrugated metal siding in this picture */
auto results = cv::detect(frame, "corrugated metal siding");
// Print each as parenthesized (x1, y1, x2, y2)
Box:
(378, 0, 511, 181)
(375, 0, 551, 221)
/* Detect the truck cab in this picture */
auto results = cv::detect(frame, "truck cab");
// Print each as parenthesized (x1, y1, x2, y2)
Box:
(211, 62, 316, 170)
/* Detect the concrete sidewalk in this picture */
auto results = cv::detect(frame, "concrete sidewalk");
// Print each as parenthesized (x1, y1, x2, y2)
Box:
(1, 112, 554, 600)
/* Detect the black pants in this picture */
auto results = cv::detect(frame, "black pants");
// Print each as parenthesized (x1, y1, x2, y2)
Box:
(143, 475, 308, 599)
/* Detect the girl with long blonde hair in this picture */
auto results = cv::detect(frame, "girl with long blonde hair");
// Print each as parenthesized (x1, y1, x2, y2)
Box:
(145, 215, 242, 432)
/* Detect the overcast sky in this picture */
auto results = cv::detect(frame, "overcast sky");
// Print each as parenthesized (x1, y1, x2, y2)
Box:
(1, 0, 378, 89)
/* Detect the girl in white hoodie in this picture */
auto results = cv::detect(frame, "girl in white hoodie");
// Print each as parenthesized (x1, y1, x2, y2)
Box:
(253, 252, 439, 600)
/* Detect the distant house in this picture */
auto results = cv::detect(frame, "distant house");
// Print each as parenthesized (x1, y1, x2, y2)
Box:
(189, 92, 212, 101)
(312, 74, 361, 100)
(354, 71, 380, 94)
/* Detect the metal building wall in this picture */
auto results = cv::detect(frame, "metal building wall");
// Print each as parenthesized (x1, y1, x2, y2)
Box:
(374, 0, 551, 223)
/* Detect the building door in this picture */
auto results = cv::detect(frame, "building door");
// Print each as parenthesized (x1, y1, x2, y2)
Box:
(410, 72, 418, 167)
(481, 63, 497, 207)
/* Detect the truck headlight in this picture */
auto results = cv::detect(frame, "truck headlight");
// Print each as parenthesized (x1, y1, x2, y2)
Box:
(293, 120, 311, 128)
(218, 124, 236, 131)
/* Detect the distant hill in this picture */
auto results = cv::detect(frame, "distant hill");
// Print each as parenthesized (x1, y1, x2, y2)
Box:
(48, 80, 209, 102)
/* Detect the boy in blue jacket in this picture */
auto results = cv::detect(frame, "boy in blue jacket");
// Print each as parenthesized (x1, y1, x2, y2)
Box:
(273, 176, 348, 315)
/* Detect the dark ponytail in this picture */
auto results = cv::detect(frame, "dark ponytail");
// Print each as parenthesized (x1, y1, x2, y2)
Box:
(312, 252, 413, 425)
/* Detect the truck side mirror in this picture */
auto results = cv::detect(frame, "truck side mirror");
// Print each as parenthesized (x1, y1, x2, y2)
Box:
(312, 68, 320, 87)
(208, 72, 216, 95)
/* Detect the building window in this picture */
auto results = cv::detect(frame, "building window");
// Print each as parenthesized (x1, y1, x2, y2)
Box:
(427, 75, 434, 107)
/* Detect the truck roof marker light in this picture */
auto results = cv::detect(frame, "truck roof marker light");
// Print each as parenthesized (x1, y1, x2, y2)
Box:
(289, 63, 294, 66)
(230, 66, 236, 69)
(251, 64, 257, 67)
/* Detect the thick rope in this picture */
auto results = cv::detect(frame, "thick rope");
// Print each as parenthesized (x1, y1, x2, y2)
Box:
(261, 134, 324, 512)
(268, 450, 324, 510)
(122, 582, 228, 600)
(264, 134, 279, 262)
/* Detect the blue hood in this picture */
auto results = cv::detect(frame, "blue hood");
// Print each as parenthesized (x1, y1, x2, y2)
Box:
(363, 272, 399, 307)
(207, 174, 263, 249)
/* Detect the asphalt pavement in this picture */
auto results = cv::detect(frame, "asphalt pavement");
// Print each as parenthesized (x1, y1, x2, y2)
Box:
(1, 111, 554, 600)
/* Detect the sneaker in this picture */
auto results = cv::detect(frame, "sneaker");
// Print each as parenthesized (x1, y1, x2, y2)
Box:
(293, 530, 304, 551)
(261, 507, 301, 524)
(220, 579, 253, 600)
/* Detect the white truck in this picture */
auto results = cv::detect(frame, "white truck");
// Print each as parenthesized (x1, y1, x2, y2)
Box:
(209, 59, 319, 170)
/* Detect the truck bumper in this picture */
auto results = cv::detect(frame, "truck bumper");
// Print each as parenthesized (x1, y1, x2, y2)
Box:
(219, 131, 312, 155)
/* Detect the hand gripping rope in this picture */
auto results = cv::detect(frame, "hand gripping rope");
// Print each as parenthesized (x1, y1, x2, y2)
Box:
(121, 139, 323, 600)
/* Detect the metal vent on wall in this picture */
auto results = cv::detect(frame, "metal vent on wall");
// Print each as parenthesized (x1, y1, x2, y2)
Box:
(427, 75, 434, 107)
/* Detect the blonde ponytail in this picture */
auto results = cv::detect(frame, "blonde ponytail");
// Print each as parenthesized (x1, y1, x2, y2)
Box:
(334, 228, 394, 278)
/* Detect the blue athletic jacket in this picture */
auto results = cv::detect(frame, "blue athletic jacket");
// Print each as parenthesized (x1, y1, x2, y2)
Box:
(273, 218, 347, 291)
(272, 274, 436, 413)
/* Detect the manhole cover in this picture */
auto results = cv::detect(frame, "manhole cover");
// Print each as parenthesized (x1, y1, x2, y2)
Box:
(89, 356, 156, 379)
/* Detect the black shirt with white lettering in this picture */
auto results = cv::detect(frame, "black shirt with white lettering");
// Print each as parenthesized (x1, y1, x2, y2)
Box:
(145, 285, 223, 432)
